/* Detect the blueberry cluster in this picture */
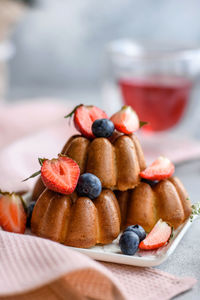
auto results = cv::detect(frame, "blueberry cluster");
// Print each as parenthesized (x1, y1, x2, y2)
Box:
(119, 225, 146, 255)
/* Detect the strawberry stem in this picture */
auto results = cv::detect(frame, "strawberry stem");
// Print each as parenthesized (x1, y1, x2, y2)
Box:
(0, 189, 12, 196)
(64, 104, 83, 119)
(140, 121, 148, 128)
(58, 153, 67, 158)
(22, 170, 41, 182)
(38, 158, 47, 166)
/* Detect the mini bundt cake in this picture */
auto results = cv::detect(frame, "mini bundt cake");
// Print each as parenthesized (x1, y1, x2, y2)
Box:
(32, 176, 46, 201)
(61, 133, 146, 191)
(31, 188, 121, 248)
(116, 177, 191, 232)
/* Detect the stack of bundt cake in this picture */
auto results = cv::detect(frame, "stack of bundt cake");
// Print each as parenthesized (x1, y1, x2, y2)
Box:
(30, 104, 192, 249)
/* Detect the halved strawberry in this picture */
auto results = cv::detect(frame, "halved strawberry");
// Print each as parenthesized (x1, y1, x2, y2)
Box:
(140, 156, 175, 181)
(65, 104, 108, 138)
(139, 219, 171, 250)
(41, 155, 80, 194)
(0, 192, 27, 234)
(110, 106, 140, 134)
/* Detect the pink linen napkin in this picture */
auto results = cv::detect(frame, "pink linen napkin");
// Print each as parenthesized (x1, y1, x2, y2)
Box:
(0, 100, 197, 299)
(0, 230, 196, 300)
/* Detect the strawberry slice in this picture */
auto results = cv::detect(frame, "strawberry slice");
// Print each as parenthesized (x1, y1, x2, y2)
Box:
(41, 156, 80, 194)
(110, 106, 140, 134)
(139, 219, 171, 250)
(65, 104, 108, 138)
(140, 156, 175, 181)
(0, 192, 27, 234)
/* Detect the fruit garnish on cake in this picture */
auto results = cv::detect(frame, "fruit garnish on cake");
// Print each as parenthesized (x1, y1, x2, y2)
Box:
(24, 155, 80, 195)
(1, 103, 189, 252)
(65, 104, 108, 139)
(76, 173, 102, 200)
(110, 105, 140, 134)
(140, 156, 175, 180)
(62, 105, 147, 191)
(65, 104, 147, 137)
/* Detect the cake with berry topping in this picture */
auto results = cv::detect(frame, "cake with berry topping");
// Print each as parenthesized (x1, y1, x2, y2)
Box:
(31, 188, 121, 248)
(28, 155, 121, 248)
(117, 176, 191, 232)
(29, 105, 192, 250)
(62, 105, 146, 191)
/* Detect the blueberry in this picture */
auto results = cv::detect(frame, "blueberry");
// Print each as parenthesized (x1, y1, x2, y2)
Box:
(119, 231, 139, 255)
(124, 225, 146, 242)
(76, 173, 102, 200)
(92, 119, 114, 138)
(26, 201, 36, 228)
(141, 178, 158, 187)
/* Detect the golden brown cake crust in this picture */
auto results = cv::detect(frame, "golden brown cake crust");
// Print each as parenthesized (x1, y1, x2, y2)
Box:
(168, 177, 191, 220)
(114, 190, 130, 229)
(126, 183, 158, 232)
(114, 135, 140, 191)
(95, 189, 121, 244)
(62, 133, 146, 191)
(117, 177, 191, 232)
(86, 138, 117, 188)
(31, 189, 72, 243)
(31, 189, 121, 248)
(32, 176, 45, 201)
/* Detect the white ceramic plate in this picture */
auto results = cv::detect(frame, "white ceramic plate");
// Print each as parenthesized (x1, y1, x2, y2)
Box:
(69, 218, 196, 267)
(23, 193, 196, 267)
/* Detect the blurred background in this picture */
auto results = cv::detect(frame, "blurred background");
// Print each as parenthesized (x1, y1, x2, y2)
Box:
(2, 0, 200, 101)
(1, 0, 200, 146)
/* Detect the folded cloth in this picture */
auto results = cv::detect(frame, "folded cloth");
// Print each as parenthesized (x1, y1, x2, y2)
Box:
(0, 230, 196, 300)
(0, 100, 197, 299)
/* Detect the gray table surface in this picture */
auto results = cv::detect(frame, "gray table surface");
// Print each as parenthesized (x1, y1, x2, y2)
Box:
(6, 88, 200, 300)
(156, 160, 200, 299)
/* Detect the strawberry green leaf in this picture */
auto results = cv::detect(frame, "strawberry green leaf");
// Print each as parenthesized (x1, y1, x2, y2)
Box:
(0, 189, 11, 196)
(38, 158, 47, 166)
(140, 121, 148, 128)
(58, 153, 67, 158)
(22, 170, 41, 182)
(64, 104, 83, 119)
